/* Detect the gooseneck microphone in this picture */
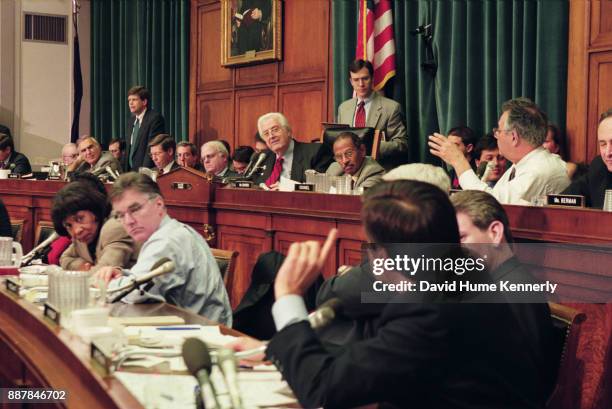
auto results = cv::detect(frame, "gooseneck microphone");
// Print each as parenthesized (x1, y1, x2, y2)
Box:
(183, 338, 221, 409)
(20, 232, 59, 267)
(245, 152, 267, 179)
(217, 348, 244, 409)
(107, 257, 175, 303)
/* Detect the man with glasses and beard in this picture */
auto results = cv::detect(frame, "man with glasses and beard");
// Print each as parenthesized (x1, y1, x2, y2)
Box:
(94, 172, 232, 326)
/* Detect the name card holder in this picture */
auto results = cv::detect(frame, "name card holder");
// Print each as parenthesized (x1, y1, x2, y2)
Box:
(5, 278, 20, 296)
(546, 194, 585, 208)
(47, 176, 61, 181)
(171, 182, 192, 191)
(91, 340, 113, 376)
(43, 302, 61, 326)
(8, 174, 19, 179)
(232, 180, 253, 189)
(294, 183, 315, 192)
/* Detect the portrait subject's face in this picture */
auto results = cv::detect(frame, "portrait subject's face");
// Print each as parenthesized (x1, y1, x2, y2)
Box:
(177, 146, 198, 168)
(201, 146, 228, 175)
(476, 148, 507, 182)
(112, 189, 165, 244)
(128, 95, 147, 115)
(109, 142, 122, 160)
(333, 138, 365, 176)
(150, 145, 173, 170)
(260, 118, 290, 156)
(349, 67, 373, 100)
(79, 139, 102, 166)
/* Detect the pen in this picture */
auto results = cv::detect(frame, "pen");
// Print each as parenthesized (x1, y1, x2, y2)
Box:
(155, 326, 201, 330)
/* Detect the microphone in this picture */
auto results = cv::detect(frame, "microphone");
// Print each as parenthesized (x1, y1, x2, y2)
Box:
(308, 297, 342, 329)
(216, 349, 243, 409)
(241, 151, 260, 178)
(183, 338, 221, 409)
(105, 166, 121, 181)
(107, 258, 175, 302)
(245, 152, 267, 178)
(20, 232, 59, 267)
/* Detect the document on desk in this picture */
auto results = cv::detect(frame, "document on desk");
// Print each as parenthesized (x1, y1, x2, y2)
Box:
(123, 325, 237, 349)
(116, 366, 298, 408)
(279, 176, 299, 192)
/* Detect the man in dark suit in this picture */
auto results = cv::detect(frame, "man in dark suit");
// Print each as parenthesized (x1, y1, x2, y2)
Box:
(126, 86, 165, 171)
(254, 112, 333, 188)
(0, 132, 32, 175)
(231, 181, 556, 408)
(562, 108, 612, 208)
(148, 134, 180, 176)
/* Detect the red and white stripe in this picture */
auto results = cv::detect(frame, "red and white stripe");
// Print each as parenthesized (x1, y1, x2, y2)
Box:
(356, 0, 396, 91)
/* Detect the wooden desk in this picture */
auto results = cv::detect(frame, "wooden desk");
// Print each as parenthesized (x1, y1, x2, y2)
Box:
(1, 179, 611, 306)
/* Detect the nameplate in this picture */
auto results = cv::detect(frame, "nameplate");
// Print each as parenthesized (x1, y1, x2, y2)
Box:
(546, 194, 584, 208)
(47, 176, 61, 181)
(8, 174, 19, 179)
(232, 181, 253, 189)
(5, 278, 20, 296)
(43, 302, 61, 325)
(171, 182, 192, 190)
(91, 339, 113, 376)
(294, 183, 314, 192)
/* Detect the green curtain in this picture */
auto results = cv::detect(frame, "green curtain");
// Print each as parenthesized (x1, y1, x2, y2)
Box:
(91, 0, 190, 147)
(333, 0, 569, 163)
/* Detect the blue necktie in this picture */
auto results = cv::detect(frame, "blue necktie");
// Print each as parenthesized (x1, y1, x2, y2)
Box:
(129, 119, 140, 168)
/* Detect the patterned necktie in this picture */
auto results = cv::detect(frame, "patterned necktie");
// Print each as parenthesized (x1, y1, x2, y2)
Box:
(129, 119, 140, 168)
(158, 168, 164, 176)
(508, 167, 516, 181)
(354, 101, 366, 127)
(265, 156, 284, 187)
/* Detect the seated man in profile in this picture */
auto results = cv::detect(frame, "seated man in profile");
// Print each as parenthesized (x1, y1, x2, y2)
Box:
(231, 181, 555, 408)
(474, 133, 508, 188)
(325, 132, 384, 190)
(0, 132, 32, 175)
(429, 98, 570, 204)
(68, 136, 121, 177)
(562, 108, 612, 208)
(201, 141, 237, 177)
(95, 173, 232, 325)
(176, 141, 203, 171)
(255, 112, 333, 188)
(148, 134, 179, 176)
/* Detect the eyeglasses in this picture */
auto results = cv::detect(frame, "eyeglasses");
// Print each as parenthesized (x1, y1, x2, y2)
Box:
(493, 128, 512, 138)
(261, 126, 283, 139)
(334, 149, 355, 161)
(112, 197, 155, 222)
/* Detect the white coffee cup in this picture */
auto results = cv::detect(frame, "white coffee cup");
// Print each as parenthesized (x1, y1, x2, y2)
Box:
(0, 169, 10, 179)
(0, 236, 23, 267)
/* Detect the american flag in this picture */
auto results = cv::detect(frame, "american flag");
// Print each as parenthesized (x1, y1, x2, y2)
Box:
(356, 0, 397, 91)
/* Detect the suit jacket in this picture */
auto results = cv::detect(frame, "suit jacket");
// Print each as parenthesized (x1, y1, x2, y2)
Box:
(337, 92, 408, 169)
(126, 109, 166, 170)
(325, 156, 385, 189)
(75, 151, 121, 176)
(267, 290, 556, 409)
(562, 156, 612, 209)
(60, 217, 140, 273)
(6, 151, 32, 175)
(0, 199, 11, 238)
(254, 141, 333, 184)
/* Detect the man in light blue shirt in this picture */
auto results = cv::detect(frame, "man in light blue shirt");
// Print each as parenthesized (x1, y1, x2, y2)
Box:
(96, 172, 232, 326)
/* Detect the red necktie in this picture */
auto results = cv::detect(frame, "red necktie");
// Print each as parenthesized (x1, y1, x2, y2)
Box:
(265, 157, 284, 187)
(355, 101, 366, 127)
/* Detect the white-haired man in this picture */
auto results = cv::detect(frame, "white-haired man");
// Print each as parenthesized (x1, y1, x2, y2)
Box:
(383, 163, 451, 194)
(255, 112, 333, 189)
(201, 140, 237, 177)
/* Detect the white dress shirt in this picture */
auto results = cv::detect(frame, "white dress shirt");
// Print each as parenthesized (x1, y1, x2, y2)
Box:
(458, 147, 570, 205)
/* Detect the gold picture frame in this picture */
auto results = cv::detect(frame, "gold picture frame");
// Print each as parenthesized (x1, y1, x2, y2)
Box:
(221, 0, 282, 67)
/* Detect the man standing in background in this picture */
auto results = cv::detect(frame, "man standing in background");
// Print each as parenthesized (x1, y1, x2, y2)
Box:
(126, 86, 165, 171)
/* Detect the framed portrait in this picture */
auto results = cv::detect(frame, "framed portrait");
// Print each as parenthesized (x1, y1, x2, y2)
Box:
(221, 0, 282, 67)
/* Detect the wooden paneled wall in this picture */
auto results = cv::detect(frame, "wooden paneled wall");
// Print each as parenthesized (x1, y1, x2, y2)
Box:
(567, 1, 612, 163)
(189, 0, 334, 150)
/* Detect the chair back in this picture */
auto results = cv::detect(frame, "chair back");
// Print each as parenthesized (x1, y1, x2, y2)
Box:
(34, 221, 55, 247)
(320, 126, 381, 159)
(210, 247, 239, 297)
(10, 219, 24, 243)
(546, 302, 587, 409)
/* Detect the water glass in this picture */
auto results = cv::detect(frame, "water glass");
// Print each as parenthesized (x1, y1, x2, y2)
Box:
(47, 267, 92, 324)
(603, 190, 612, 212)
(0, 236, 22, 267)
